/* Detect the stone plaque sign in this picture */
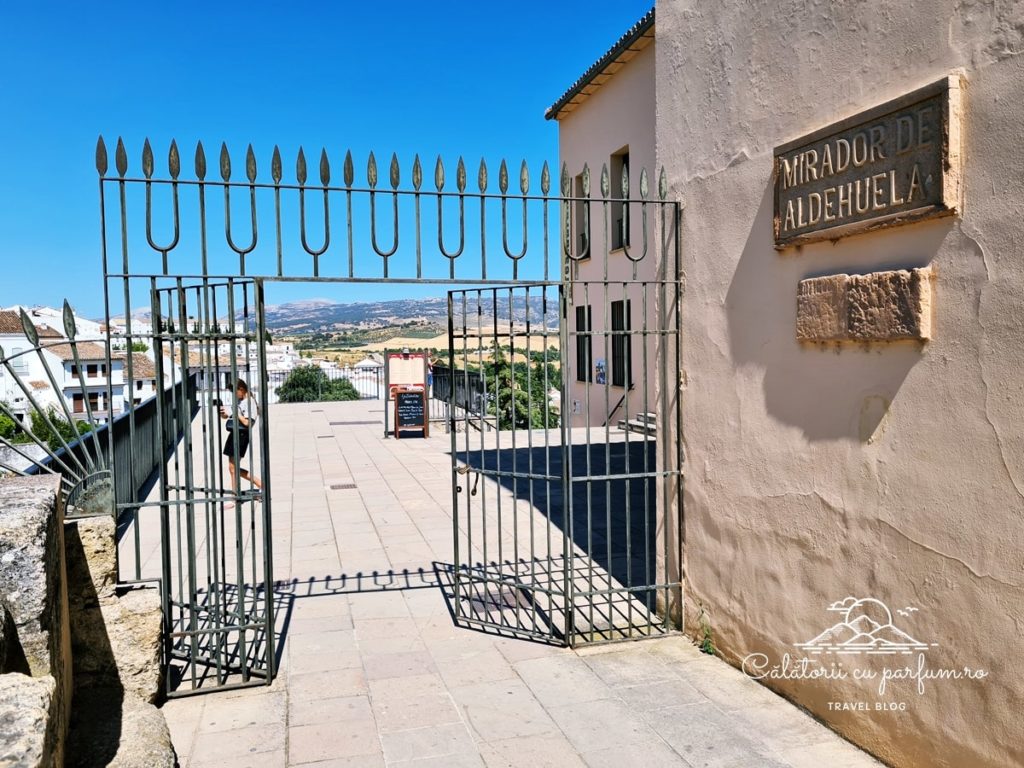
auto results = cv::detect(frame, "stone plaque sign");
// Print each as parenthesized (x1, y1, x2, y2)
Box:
(774, 75, 963, 248)
(796, 267, 933, 343)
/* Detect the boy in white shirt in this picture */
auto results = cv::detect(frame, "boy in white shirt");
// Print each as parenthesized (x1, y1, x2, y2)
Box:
(221, 378, 263, 495)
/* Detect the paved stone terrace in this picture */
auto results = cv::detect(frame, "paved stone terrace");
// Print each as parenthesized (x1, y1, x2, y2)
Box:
(160, 400, 881, 767)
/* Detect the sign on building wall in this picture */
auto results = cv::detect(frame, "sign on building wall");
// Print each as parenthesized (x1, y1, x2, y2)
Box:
(774, 75, 963, 248)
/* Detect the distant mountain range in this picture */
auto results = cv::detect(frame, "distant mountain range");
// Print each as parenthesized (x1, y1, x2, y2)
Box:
(262, 295, 558, 334)
(106, 294, 559, 336)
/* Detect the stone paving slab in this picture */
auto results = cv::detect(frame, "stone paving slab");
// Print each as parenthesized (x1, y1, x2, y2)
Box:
(151, 401, 882, 767)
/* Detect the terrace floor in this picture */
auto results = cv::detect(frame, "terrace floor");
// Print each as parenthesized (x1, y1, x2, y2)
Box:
(147, 400, 880, 768)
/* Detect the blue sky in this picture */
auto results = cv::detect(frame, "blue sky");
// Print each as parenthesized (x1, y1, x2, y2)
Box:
(0, 1, 651, 318)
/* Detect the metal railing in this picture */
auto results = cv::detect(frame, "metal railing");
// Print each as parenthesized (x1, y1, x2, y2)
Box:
(266, 366, 383, 402)
(25, 376, 196, 513)
(430, 365, 486, 416)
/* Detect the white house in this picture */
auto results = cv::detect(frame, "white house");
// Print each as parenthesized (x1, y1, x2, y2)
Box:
(0, 309, 64, 423)
(41, 341, 124, 423)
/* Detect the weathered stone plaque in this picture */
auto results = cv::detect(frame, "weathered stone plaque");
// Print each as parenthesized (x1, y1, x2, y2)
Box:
(775, 76, 963, 248)
(796, 267, 933, 343)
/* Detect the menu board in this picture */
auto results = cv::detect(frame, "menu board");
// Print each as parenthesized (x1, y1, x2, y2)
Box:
(395, 389, 427, 436)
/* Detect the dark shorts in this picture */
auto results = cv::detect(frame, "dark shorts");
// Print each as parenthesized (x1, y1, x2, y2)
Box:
(224, 428, 250, 460)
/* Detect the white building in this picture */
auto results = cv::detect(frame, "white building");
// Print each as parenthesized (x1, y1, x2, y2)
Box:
(42, 341, 124, 423)
(0, 309, 64, 423)
(545, 9, 657, 427)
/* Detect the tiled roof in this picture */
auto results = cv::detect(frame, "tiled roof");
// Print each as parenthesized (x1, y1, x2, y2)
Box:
(545, 8, 655, 121)
(45, 341, 109, 362)
(29, 380, 50, 390)
(165, 349, 237, 369)
(115, 352, 157, 380)
(0, 310, 63, 338)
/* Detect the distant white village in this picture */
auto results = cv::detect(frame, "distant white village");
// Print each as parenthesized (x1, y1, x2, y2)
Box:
(0, 304, 386, 432)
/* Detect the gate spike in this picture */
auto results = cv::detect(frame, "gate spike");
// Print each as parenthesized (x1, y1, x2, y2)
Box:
(639, 166, 649, 199)
(658, 166, 667, 200)
(95, 136, 108, 176)
(19, 309, 39, 347)
(412, 154, 422, 191)
(245, 144, 257, 182)
(498, 159, 509, 194)
(367, 151, 378, 188)
(62, 300, 77, 340)
(115, 137, 128, 178)
(219, 143, 231, 182)
(600, 163, 610, 198)
(320, 148, 331, 186)
(456, 157, 466, 192)
(541, 161, 550, 196)
(271, 146, 282, 184)
(142, 139, 154, 179)
(519, 160, 529, 195)
(389, 153, 400, 189)
(560, 162, 570, 196)
(168, 140, 180, 180)
(296, 147, 307, 185)
(621, 162, 629, 198)
(434, 156, 445, 191)
(581, 163, 591, 196)
(343, 150, 354, 187)
(478, 158, 487, 193)
(194, 141, 207, 180)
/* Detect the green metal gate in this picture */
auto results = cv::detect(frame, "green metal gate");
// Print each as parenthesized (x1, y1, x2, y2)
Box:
(97, 135, 682, 691)
(149, 278, 275, 694)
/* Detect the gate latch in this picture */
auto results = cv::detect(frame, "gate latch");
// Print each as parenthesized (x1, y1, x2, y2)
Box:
(454, 464, 481, 496)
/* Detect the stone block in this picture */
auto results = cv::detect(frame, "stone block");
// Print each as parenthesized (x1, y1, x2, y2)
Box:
(0, 476, 70, 767)
(70, 584, 162, 704)
(64, 516, 117, 607)
(66, 690, 176, 768)
(0, 672, 57, 768)
(797, 267, 932, 343)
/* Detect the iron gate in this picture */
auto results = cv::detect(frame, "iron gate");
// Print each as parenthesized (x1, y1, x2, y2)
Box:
(448, 275, 682, 645)
(97, 135, 682, 691)
(148, 278, 275, 694)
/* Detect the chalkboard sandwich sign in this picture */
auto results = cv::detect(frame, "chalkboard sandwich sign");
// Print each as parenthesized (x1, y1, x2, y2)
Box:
(394, 387, 428, 439)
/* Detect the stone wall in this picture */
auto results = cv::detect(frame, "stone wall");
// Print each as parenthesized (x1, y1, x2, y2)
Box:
(0, 477, 174, 768)
(0, 475, 71, 768)
(656, 1, 1024, 766)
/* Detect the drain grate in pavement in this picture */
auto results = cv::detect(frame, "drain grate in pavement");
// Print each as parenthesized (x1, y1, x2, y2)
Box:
(328, 483, 357, 490)
(329, 420, 378, 426)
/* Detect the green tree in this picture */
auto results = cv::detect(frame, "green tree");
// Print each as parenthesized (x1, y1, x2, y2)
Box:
(485, 349, 558, 430)
(0, 408, 22, 442)
(276, 366, 360, 403)
(130, 341, 149, 353)
(30, 408, 93, 451)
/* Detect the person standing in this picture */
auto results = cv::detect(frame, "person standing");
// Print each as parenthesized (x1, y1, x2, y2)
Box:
(221, 378, 262, 495)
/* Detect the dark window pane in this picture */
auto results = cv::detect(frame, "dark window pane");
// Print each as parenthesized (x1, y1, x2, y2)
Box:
(611, 300, 632, 388)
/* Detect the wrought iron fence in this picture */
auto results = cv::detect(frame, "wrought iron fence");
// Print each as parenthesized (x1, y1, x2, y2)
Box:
(0, 302, 194, 517)
(24, 377, 195, 514)
(431, 364, 487, 416)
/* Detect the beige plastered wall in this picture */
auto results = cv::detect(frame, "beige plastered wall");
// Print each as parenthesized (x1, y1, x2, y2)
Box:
(557, 42, 659, 426)
(656, 2, 1024, 766)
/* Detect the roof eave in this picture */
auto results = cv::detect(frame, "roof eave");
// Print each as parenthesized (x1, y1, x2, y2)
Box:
(545, 7, 655, 122)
